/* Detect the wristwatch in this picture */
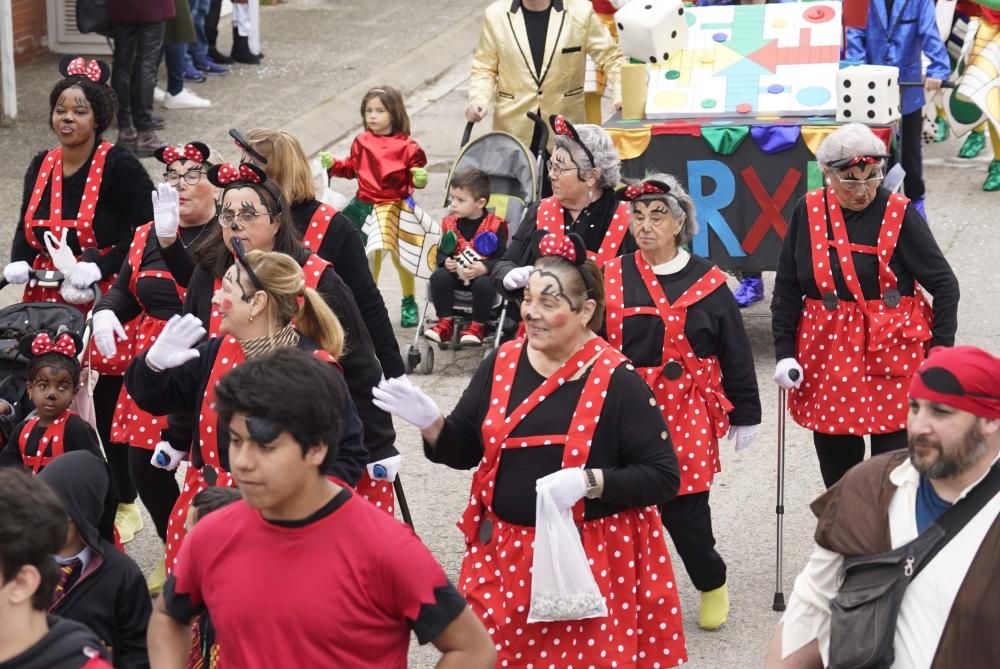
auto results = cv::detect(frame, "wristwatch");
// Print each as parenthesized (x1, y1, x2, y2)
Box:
(584, 469, 600, 499)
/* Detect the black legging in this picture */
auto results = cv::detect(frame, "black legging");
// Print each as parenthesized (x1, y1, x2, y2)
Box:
(813, 430, 908, 488)
(429, 269, 497, 323)
(660, 491, 726, 592)
(128, 446, 180, 542)
(93, 375, 137, 503)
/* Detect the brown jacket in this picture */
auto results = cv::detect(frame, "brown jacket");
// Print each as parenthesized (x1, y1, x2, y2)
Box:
(811, 452, 1000, 667)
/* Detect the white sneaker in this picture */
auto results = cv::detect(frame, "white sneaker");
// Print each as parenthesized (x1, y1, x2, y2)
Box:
(153, 86, 166, 103)
(163, 88, 212, 110)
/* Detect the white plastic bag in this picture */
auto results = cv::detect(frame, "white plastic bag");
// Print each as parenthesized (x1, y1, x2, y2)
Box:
(527, 487, 608, 623)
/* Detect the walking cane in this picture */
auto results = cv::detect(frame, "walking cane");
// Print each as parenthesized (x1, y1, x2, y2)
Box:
(773, 369, 799, 612)
(394, 476, 415, 530)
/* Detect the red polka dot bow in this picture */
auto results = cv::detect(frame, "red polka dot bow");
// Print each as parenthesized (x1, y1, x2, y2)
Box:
(66, 57, 102, 82)
(826, 154, 890, 169)
(538, 233, 577, 263)
(31, 332, 77, 358)
(622, 180, 671, 201)
(215, 163, 263, 185)
(549, 114, 595, 167)
(161, 143, 207, 165)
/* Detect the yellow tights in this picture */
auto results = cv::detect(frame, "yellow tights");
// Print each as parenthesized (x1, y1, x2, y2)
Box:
(371, 251, 415, 298)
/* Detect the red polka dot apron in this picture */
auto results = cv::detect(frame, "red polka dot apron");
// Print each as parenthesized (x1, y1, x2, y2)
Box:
(164, 337, 243, 574)
(110, 223, 186, 449)
(605, 254, 733, 496)
(536, 197, 630, 268)
(458, 338, 687, 668)
(18, 412, 71, 474)
(301, 203, 339, 252)
(791, 188, 932, 435)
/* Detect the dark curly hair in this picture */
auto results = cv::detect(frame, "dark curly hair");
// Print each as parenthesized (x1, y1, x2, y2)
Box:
(48, 77, 118, 139)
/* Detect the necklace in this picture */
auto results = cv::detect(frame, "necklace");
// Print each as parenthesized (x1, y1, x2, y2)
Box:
(179, 223, 209, 249)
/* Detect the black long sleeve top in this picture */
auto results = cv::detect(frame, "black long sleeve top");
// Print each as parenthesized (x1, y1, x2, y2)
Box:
(94, 224, 211, 323)
(491, 187, 638, 296)
(124, 335, 367, 486)
(616, 254, 762, 427)
(771, 189, 960, 360)
(13, 145, 154, 278)
(180, 253, 398, 462)
(0, 414, 102, 469)
(426, 346, 680, 526)
(290, 199, 405, 379)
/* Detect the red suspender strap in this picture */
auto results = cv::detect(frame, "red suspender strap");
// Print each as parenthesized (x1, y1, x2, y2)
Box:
(312, 348, 343, 373)
(592, 201, 630, 268)
(805, 188, 838, 295)
(23, 149, 61, 249)
(127, 223, 152, 296)
(536, 197, 562, 236)
(603, 257, 626, 347)
(198, 337, 245, 471)
(302, 253, 330, 291)
(875, 193, 908, 293)
(18, 413, 70, 473)
(302, 203, 339, 252)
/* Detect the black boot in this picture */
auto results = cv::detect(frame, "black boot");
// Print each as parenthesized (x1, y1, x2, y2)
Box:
(209, 46, 234, 65)
(230, 27, 260, 65)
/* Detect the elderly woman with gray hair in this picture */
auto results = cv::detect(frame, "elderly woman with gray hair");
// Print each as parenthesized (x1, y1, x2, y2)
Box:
(772, 122, 959, 489)
(603, 172, 761, 632)
(492, 115, 636, 293)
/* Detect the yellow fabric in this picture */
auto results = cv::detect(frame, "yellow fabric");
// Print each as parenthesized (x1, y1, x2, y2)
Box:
(371, 251, 415, 299)
(699, 583, 730, 630)
(620, 63, 648, 120)
(469, 0, 625, 149)
(991, 121, 1000, 156)
(605, 126, 653, 160)
(800, 126, 839, 158)
(965, 20, 1000, 140)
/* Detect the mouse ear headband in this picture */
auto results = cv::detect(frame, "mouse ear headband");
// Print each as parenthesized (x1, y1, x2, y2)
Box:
(549, 114, 595, 168)
(155, 141, 211, 166)
(533, 231, 593, 296)
(58, 55, 111, 86)
(208, 162, 268, 187)
(617, 179, 672, 202)
(18, 330, 82, 360)
(825, 154, 890, 170)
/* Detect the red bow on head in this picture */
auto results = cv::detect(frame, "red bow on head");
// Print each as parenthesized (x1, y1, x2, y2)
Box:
(538, 233, 577, 263)
(216, 163, 262, 185)
(66, 57, 102, 83)
(31, 332, 77, 358)
(161, 143, 207, 165)
(552, 114, 571, 137)
(622, 180, 670, 201)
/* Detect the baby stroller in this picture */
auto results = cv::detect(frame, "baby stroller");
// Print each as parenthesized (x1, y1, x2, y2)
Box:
(404, 119, 546, 374)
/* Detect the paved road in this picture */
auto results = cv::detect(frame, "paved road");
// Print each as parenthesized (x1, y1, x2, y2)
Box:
(2, 2, 998, 666)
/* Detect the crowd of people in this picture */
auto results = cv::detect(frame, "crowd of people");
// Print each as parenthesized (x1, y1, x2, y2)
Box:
(0, 0, 997, 667)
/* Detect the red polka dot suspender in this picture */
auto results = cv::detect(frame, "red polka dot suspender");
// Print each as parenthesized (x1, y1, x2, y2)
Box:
(536, 197, 630, 267)
(458, 338, 627, 540)
(18, 412, 72, 474)
(302, 203, 339, 252)
(198, 336, 245, 477)
(127, 223, 186, 305)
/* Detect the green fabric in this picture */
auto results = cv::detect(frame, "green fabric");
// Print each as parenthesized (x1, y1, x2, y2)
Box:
(439, 230, 458, 256)
(958, 130, 986, 159)
(164, 0, 195, 44)
(341, 198, 373, 244)
(984, 160, 1000, 191)
(934, 116, 949, 143)
(807, 161, 824, 190)
(400, 295, 419, 328)
(701, 126, 749, 155)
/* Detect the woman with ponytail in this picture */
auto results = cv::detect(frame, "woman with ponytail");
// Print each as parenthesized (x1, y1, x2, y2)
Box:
(124, 249, 367, 573)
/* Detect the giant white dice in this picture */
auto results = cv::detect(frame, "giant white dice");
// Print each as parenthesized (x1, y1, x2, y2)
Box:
(614, 0, 688, 66)
(836, 65, 902, 125)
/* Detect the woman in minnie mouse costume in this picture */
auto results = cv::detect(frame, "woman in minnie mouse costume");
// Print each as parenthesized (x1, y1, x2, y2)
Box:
(90, 141, 216, 589)
(491, 114, 636, 297)
(604, 174, 761, 631)
(5, 55, 155, 532)
(155, 163, 404, 517)
(771, 123, 960, 488)
(125, 248, 367, 573)
(374, 232, 688, 668)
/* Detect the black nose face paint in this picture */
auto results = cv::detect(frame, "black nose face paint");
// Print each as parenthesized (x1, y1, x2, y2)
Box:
(246, 415, 282, 445)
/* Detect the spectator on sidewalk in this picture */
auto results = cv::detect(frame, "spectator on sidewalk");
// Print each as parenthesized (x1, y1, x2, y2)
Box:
(203, 0, 234, 65)
(108, 0, 172, 156)
(161, 0, 212, 110)
(187, 0, 229, 76)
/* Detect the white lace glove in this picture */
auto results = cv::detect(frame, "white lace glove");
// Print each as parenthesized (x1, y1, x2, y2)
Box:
(367, 454, 402, 482)
(150, 442, 186, 471)
(152, 183, 181, 239)
(3, 261, 32, 285)
(502, 265, 533, 291)
(92, 310, 128, 358)
(773, 357, 804, 390)
(536, 468, 588, 512)
(67, 262, 102, 289)
(728, 424, 760, 452)
(146, 314, 205, 371)
(371, 376, 441, 430)
(59, 282, 95, 305)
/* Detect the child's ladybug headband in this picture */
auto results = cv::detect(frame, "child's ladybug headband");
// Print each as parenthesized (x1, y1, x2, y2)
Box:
(550, 115, 595, 168)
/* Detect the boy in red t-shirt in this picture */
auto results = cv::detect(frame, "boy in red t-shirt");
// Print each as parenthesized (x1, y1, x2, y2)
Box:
(147, 348, 496, 669)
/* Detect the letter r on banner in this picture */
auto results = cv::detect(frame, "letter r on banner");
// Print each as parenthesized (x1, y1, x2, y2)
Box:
(687, 160, 746, 259)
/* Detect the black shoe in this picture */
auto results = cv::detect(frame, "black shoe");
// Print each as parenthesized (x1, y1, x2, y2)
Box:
(208, 47, 234, 65)
(231, 27, 260, 65)
(150, 116, 166, 130)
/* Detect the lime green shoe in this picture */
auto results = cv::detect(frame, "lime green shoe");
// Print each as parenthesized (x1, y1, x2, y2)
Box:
(147, 559, 167, 597)
(699, 582, 730, 630)
(401, 295, 418, 328)
(934, 116, 949, 143)
(958, 130, 986, 159)
(984, 160, 1000, 191)
(115, 502, 144, 544)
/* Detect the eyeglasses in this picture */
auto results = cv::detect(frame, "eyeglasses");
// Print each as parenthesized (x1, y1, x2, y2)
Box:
(831, 172, 884, 193)
(163, 169, 205, 186)
(218, 211, 273, 229)
(546, 160, 581, 177)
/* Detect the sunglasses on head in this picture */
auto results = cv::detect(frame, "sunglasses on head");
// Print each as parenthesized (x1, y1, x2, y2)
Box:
(918, 367, 998, 401)
(229, 237, 264, 297)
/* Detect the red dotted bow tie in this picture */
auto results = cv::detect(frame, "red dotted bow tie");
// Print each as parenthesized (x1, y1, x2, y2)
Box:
(31, 332, 77, 358)
(216, 163, 262, 185)
(161, 143, 207, 165)
(66, 57, 102, 83)
(538, 233, 577, 263)
(622, 181, 670, 201)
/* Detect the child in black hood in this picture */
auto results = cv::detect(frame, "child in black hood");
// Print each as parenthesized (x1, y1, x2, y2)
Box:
(38, 451, 150, 669)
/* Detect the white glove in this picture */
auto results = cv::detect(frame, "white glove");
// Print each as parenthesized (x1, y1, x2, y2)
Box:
(146, 314, 205, 371)
(367, 454, 402, 482)
(3, 261, 32, 285)
(536, 468, 588, 512)
(43, 229, 78, 276)
(92, 310, 128, 359)
(773, 357, 804, 390)
(150, 442, 186, 471)
(502, 265, 533, 291)
(59, 282, 94, 305)
(728, 424, 760, 452)
(152, 183, 181, 239)
(67, 262, 102, 289)
(371, 376, 441, 430)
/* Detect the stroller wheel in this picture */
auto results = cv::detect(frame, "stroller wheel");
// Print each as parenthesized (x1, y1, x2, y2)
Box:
(417, 344, 435, 374)
(404, 344, 420, 374)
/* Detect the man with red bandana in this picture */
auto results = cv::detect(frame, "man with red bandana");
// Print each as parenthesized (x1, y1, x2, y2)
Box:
(764, 345, 1000, 668)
